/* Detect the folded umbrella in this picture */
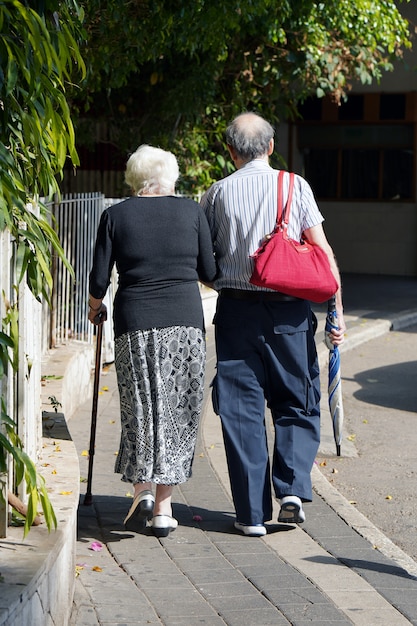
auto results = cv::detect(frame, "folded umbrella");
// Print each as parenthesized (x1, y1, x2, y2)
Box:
(325, 296, 344, 456)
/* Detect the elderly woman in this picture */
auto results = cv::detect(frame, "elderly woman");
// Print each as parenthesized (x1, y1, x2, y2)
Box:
(88, 145, 216, 537)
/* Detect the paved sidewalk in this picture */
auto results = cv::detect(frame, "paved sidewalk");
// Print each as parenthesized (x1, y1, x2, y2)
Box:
(68, 275, 417, 626)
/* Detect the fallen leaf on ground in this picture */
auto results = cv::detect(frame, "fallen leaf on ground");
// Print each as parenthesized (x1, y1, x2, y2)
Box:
(81, 450, 88, 457)
(92, 566, 103, 572)
(59, 490, 73, 495)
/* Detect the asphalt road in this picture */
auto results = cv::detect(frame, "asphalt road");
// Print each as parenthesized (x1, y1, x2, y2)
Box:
(317, 323, 417, 563)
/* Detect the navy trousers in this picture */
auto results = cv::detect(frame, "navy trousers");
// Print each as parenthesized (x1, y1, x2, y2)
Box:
(212, 295, 321, 525)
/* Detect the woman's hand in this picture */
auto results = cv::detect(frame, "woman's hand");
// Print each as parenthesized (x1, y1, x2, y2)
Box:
(88, 300, 108, 325)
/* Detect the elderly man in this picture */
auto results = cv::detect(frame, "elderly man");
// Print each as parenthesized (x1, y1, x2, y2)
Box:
(201, 112, 345, 536)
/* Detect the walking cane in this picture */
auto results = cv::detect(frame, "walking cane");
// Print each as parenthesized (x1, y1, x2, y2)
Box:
(84, 316, 104, 505)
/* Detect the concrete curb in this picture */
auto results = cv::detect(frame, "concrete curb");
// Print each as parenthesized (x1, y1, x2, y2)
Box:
(0, 414, 80, 626)
(311, 464, 417, 579)
(0, 341, 93, 626)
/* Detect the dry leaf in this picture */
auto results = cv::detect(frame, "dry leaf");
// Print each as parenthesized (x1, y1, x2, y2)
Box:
(81, 450, 88, 457)
(319, 460, 327, 467)
(92, 566, 103, 572)
(385, 495, 392, 500)
(51, 469, 57, 475)
(60, 490, 73, 495)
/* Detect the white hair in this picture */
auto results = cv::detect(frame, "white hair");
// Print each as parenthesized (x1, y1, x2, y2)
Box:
(125, 144, 179, 195)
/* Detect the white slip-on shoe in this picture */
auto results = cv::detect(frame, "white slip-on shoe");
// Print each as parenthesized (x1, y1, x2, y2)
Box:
(278, 495, 305, 524)
(124, 490, 155, 532)
(151, 515, 178, 538)
(234, 522, 267, 537)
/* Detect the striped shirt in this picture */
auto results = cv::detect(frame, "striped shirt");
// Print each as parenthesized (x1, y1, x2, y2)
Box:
(200, 159, 324, 291)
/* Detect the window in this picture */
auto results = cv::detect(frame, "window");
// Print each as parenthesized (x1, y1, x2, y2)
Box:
(297, 94, 415, 201)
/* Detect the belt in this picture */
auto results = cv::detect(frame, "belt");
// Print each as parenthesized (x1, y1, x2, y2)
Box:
(220, 288, 299, 302)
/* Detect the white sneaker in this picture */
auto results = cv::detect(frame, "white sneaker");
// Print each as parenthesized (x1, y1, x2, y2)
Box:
(234, 521, 266, 536)
(278, 496, 305, 524)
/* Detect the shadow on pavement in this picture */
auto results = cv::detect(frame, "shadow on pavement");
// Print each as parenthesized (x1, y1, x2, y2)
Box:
(346, 361, 417, 412)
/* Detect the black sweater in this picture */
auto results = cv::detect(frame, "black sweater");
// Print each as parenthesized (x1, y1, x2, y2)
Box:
(89, 196, 217, 337)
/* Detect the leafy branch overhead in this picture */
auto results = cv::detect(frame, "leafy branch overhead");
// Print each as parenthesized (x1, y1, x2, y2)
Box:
(0, 0, 85, 300)
(74, 0, 413, 192)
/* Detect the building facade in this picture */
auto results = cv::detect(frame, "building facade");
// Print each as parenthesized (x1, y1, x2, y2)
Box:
(284, 3, 417, 276)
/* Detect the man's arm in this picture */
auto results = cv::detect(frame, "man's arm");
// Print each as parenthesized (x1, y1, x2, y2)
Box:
(304, 223, 346, 345)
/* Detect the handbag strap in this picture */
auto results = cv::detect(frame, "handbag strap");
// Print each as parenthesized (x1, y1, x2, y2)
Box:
(277, 170, 295, 229)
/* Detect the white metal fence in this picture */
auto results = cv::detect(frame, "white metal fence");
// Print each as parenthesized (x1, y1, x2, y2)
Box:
(51, 192, 104, 346)
(48, 193, 121, 363)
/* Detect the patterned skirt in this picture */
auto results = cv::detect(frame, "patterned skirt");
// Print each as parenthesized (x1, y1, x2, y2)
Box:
(114, 326, 206, 485)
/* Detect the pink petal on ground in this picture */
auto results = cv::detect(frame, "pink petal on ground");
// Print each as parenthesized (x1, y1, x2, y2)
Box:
(89, 541, 103, 551)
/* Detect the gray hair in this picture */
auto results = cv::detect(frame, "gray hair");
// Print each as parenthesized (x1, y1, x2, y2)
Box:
(125, 144, 179, 195)
(225, 112, 274, 162)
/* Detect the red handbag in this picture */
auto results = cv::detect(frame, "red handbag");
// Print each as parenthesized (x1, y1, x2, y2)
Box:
(250, 171, 338, 303)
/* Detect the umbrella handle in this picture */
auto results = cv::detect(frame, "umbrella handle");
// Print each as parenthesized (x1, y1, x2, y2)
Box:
(327, 294, 336, 313)
(84, 321, 103, 506)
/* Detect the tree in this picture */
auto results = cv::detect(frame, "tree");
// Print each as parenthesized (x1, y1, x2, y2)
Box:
(73, 0, 412, 194)
(0, 0, 85, 536)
